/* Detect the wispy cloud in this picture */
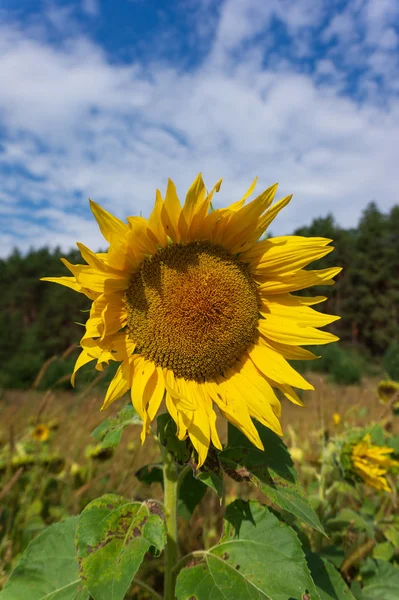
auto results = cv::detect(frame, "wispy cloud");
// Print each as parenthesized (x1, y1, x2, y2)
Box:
(0, 0, 398, 256)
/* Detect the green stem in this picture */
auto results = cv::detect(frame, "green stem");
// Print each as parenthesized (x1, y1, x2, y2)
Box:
(163, 451, 179, 600)
(172, 550, 206, 575)
(134, 578, 163, 600)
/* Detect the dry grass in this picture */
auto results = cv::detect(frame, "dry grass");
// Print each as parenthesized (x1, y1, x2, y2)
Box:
(0, 375, 396, 590)
(1, 373, 392, 502)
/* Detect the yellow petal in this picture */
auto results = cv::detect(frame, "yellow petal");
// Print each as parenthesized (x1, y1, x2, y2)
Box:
(161, 178, 182, 242)
(89, 199, 128, 242)
(126, 216, 159, 255)
(101, 296, 127, 340)
(163, 370, 197, 410)
(206, 379, 264, 450)
(61, 259, 130, 294)
(179, 173, 207, 241)
(236, 194, 293, 254)
(107, 233, 142, 272)
(249, 342, 314, 390)
(224, 364, 282, 436)
(40, 276, 99, 300)
(258, 315, 339, 346)
(185, 401, 211, 467)
(226, 177, 258, 211)
(258, 337, 319, 361)
(257, 267, 342, 294)
(77, 242, 122, 274)
(71, 347, 98, 386)
(146, 367, 166, 422)
(165, 392, 187, 440)
(259, 295, 338, 327)
(130, 356, 156, 435)
(148, 189, 168, 248)
(101, 360, 132, 410)
(261, 293, 328, 307)
(198, 385, 223, 450)
(221, 184, 278, 251)
(188, 180, 222, 239)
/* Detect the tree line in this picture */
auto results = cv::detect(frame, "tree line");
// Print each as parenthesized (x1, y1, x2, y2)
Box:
(0, 202, 398, 388)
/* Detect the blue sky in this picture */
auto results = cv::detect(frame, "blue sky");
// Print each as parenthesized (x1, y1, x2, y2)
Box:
(0, 0, 398, 256)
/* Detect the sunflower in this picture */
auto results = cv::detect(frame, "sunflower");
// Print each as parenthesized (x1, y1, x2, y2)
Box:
(351, 434, 399, 492)
(32, 423, 51, 442)
(42, 175, 341, 466)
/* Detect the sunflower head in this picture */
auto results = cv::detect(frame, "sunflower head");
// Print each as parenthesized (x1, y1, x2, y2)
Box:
(348, 434, 399, 492)
(378, 380, 399, 405)
(42, 174, 341, 466)
(32, 424, 50, 442)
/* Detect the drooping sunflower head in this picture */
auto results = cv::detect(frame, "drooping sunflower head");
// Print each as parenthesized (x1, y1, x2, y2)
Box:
(377, 380, 399, 405)
(42, 174, 341, 466)
(349, 434, 399, 492)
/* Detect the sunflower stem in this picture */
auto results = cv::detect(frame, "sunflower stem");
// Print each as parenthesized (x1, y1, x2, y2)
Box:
(163, 450, 179, 600)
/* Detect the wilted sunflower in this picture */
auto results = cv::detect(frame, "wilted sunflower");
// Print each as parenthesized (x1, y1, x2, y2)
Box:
(32, 423, 51, 442)
(351, 434, 399, 492)
(42, 175, 341, 466)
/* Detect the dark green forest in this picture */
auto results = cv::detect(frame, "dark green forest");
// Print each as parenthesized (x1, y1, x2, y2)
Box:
(1, 201, 398, 389)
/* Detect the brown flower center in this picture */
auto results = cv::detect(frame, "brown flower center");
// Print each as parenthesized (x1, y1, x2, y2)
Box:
(125, 241, 259, 381)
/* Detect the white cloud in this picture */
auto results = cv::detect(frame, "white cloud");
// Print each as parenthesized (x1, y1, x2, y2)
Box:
(82, 0, 100, 17)
(1, 0, 399, 257)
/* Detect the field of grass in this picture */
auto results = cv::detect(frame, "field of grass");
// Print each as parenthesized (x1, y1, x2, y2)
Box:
(1, 375, 398, 596)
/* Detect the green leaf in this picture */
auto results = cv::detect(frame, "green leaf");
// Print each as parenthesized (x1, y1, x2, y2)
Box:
(220, 422, 325, 533)
(384, 525, 399, 548)
(157, 413, 191, 464)
(176, 499, 320, 600)
(91, 404, 140, 449)
(135, 464, 164, 486)
(320, 546, 346, 569)
(326, 509, 375, 539)
(372, 541, 395, 561)
(91, 403, 142, 448)
(306, 553, 356, 600)
(0, 517, 88, 600)
(197, 470, 223, 499)
(360, 559, 399, 600)
(178, 469, 207, 520)
(76, 494, 166, 600)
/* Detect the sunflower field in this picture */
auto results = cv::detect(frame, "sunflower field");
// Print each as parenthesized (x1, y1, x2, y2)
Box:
(0, 176, 398, 600)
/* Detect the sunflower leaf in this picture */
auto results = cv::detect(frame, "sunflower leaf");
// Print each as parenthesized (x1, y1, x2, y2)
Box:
(220, 422, 325, 534)
(306, 553, 356, 600)
(359, 559, 399, 600)
(75, 494, 166, 600)
(176, 499, 320, 600)
(91, 403, 142, 448)
(157, 413, 191, 464)
(0, 517, 89, 600)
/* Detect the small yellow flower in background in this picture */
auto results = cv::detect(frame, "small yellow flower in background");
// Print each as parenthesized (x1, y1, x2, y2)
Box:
(32, 424, 50, 442)
(42, 175, 341, 466)
(378, 380, 399, 405)
(70, 462, 81, 476)
(333, 412, 341, 426)
(351, 434, 399, 492)
(290, 447, 304, 463)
